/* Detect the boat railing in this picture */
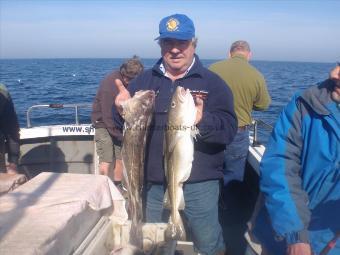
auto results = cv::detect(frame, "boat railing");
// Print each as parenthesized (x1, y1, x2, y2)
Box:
(251, 119, 273, 147)
(26, 103, 92, 128)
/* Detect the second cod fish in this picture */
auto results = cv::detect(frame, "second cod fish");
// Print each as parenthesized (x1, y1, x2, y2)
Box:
(121, 90, 155, 248)
(163, 86, 197, 240)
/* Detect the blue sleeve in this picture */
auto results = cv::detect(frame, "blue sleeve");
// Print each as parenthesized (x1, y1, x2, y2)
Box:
(196, 76, 237, 145)
(260, 94, 311, 244)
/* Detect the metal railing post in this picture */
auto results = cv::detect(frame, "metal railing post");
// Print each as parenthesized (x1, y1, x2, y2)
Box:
(75, 105, 79, 125)
(252, 120, 259, 147)
(26, 103, 92, 128)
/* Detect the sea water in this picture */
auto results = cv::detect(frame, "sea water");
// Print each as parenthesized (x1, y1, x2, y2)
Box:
(0, 58, 334, 143)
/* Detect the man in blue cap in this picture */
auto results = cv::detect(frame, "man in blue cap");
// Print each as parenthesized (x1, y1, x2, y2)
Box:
(114, 14, 237, 255)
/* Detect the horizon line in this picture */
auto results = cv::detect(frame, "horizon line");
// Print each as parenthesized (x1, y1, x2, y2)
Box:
(0, 57, 335, 65)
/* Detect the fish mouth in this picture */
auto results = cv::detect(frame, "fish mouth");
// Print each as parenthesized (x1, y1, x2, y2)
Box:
(146, 90, 156, 100)
(177, 87, 188, 102)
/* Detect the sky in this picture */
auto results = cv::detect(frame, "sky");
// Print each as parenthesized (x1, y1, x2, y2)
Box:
(0, 0, 339, 62)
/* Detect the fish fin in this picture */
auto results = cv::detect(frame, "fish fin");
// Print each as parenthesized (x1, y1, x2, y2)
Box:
(163, 142, 170, 182)
(182, 164, 192, 181)
(163, 188, 171, 209)
(129, 222, 144, 249)
(167, 132, 184, 153)
(164, 211, 186, 241)
(178, 187, 185, 210)
(164, 159, 169, 180)
(164, 132, 181, 180)
(190, 126, 200, 139)
(163, 134, 166, 155)
(121, 148, 130, 191)
(163, 134, 168, 175)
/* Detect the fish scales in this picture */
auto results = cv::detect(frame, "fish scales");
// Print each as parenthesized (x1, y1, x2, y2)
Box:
(121, 90, 155, 248)
(163, 86, 197, 241)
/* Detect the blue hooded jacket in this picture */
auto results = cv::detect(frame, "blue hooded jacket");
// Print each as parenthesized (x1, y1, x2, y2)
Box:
(255, 79, 340, 254)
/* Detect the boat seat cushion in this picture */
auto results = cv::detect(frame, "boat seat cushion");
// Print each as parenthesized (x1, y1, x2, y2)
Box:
(0, 172, 127, 255)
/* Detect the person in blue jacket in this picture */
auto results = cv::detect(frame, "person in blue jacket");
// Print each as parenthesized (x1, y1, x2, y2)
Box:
(114, 13, 237, 255)
(251, 65, 340, 255)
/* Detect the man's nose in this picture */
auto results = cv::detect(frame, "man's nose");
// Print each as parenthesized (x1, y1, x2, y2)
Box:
(169, 44, 181, 53)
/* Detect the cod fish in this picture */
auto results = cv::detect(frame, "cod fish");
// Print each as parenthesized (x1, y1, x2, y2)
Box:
(163, 86, 197, 240)
(121, 90, 155, 248)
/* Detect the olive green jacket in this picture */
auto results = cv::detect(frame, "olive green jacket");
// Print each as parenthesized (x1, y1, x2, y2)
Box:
(209, 54, 271, 127)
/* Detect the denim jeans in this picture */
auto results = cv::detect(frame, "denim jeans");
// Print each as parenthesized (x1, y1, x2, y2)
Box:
(145, 180, 225, 255)
(223, 129, 250, 186)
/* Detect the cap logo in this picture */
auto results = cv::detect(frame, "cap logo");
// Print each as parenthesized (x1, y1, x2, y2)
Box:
(166, 18, 179, 32)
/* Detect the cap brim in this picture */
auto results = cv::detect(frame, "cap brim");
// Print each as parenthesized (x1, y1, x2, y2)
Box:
(154, 34, 194, 41)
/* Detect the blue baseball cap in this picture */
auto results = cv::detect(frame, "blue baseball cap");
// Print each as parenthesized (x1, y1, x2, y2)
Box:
(155, 14, 195, 40)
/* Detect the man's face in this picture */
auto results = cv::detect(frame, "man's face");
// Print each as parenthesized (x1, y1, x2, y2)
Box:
(330, 66, 340, 103)
(122, 75, 130, 87)
(160, 38, 195, 75)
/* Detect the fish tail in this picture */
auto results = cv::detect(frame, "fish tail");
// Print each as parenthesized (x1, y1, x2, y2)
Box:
(129, 220, 143, 249)
(128, 197, 144, 249)
(164, 211, 186, 241)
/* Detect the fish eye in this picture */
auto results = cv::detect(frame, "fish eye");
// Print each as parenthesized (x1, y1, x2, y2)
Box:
(171, 101, 176, 108)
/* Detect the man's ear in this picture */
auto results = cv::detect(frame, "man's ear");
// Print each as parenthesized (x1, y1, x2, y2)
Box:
(247, 51, 252, 61)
